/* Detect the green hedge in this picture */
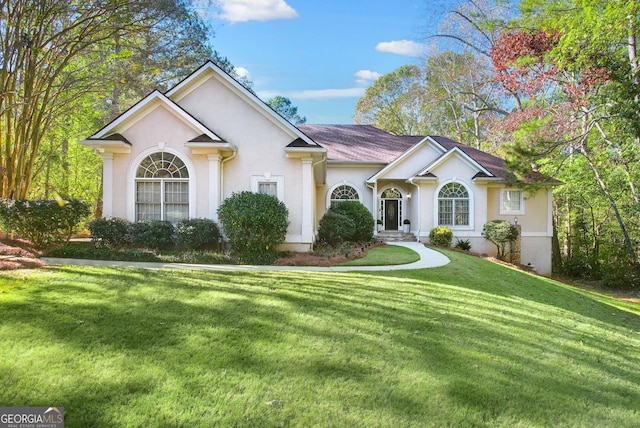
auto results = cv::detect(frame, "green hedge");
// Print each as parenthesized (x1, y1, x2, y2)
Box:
(0, 199, 90, 247)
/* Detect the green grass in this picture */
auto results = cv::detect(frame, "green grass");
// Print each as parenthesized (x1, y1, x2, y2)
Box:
(338, 244, 420, 266)
(1, 250, 639, 427)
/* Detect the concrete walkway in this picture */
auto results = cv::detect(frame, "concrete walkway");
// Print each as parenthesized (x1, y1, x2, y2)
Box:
(43, 242, 450, 273)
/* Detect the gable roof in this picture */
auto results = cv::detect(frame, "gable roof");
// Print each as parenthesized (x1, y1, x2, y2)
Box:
(84, 90, 223, 142)
(167, 61, 322, 149)
(299, 124, 560, 184)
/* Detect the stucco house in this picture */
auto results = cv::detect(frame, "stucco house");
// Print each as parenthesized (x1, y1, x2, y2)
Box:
(81, 60, 558, 275)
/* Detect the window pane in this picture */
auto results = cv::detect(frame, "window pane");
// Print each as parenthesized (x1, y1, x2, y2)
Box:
(439, 200, 453, 225)
(258, 182, 277, 197)
(502, 190, 522, 212)
(455, 199, 469, 226)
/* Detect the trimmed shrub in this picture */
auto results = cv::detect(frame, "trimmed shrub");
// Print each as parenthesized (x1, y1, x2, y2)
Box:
(482, 220, 519, 260)
(0, 198, 90, 247)
(317, 211, 356, 247)
(88, 217, 131, 248)
(330, 201, 374, 243)
(217, 191, 289, 265)
(176, 218, 220, 250)
(429, 226, 453, 247)
(129, 220, 176, 249)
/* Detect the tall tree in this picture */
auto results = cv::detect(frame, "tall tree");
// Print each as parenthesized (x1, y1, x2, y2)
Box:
(266, 96, 306, 125)
(489, 3, 640, 270)
(353, 65, 428, 135)
(0, 0, 217, 199)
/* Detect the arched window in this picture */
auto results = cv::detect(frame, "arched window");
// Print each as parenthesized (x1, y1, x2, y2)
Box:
(135, 152, 189, 223)
(329, 184, 360, 208)
(438, 182, 469, 226)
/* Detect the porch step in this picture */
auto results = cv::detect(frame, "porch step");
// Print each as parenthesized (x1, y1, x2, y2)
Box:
(377, 230, 417, 242)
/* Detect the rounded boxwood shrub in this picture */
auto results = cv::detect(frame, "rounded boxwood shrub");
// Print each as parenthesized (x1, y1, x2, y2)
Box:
(317, 211, 356, 247)
(88, 217, 131, 248)
(429, 226, 453, 247)
(129, 220, 176, 249)
(217, 191, 289, 265)
(176, 218, 220, 250)
(330, 201, 374, 243)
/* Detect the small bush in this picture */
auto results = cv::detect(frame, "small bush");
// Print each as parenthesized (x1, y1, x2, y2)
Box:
(331, 201, 375, 243)
(0, 198, 90, 247)
(454, 238, 472, 251)
(176, 218, 220, 250)
(429, 226, 453, 247)
(217, 191, 289, 265)
(482, 220, 519, 260)
(129, 220, 176, 249)
(317, 211, 356, 247)
(88, 217, 131, 248)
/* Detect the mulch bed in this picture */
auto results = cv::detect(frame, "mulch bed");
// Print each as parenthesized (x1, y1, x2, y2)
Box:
(0, 238, 46, 270)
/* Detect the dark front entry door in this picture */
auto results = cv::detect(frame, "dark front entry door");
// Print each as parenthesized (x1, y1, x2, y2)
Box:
(384, 200, 399, 230)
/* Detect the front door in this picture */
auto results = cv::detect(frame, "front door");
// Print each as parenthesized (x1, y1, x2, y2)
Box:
(384, 200, 399, 230)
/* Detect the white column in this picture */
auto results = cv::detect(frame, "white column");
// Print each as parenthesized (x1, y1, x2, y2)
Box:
(101, 152, 114, 217)
(301, 158, 313, 243)
(208, 154, 221, 221)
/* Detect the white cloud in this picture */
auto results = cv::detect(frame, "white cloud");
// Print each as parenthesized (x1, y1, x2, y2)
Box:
(289, 88, 366, 99)
(257, 88, 365, 101)
(215, 0, 298, 23)
(354, 70, 381, 86)
(235, 66, 252, 80)
(375, 40, 427, 57)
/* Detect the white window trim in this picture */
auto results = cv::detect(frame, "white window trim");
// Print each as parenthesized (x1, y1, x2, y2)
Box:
(500, 188, 525, 215)
(127, 147, 196, 222)
(433, 180, 474, 230)
(251, 174, 284, 201)
(326, 182, 362, 210)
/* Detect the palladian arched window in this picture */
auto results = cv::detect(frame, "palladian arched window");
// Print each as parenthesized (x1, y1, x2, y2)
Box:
(329, 184, 360, 208)
(135, 152, 189, 223)
(438, 182, 469, 227)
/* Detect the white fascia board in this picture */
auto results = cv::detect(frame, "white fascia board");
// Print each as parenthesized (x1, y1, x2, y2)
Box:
(167, 61, 319, 148)
(417, 146, 493, 177)
(366, 136, 431, 184)
(90, 90, 221, 142)
(79, 139, 131, 153)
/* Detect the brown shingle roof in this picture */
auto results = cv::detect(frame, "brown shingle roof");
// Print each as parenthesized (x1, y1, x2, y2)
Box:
(298, 124, 421, 162)
(299, 124, 560, 184)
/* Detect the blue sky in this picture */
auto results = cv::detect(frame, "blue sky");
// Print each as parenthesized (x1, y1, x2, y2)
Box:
(204, 0, 449, 124)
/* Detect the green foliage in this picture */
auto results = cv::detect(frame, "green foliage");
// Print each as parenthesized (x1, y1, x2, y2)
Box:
(429, 226, 453, 247)
(317, 211, 356, 247)
(330, 201, 374, 243)
(176, 218, 220, 250)
(454, 238, 472, 251)
(0, 199, 90, 247)
(266, 95, 306, 125)
(129, 221, 176, 250)
(482, 220, 519, 260)
(88, 217, 131, 249)
(217, 191, 289, 265)
(45, 243, 235, 265)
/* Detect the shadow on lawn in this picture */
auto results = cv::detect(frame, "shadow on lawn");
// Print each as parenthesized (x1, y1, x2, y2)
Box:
(2, 263, 640, 426)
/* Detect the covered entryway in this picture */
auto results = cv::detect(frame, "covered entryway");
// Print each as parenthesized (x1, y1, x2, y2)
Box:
(380, 187, 403, 231)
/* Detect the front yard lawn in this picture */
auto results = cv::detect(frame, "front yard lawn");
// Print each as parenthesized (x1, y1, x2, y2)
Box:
(1, 250, 639, 426)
